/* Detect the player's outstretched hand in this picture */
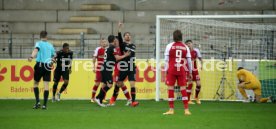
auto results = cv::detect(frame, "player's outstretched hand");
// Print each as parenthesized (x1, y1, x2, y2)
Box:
(118, 22, 123, 28)
(118, 21, 123, 32)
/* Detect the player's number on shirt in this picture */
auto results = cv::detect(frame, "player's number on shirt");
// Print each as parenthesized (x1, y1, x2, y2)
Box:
(104, 50, 107, 62)
(175, 50, 182, 63)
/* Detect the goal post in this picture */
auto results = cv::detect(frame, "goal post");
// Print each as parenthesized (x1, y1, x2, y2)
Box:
(155, 15, 276, 102)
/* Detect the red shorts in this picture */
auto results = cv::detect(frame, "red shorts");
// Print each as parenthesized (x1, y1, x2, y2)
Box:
(192, 69, 200, 81)
(166, 73, 187, 86)
(94, 70, 102, 82)
(186, 70, 200, 81)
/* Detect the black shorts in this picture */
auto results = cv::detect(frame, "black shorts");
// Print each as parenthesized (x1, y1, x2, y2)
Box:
(118, 70, 136, 81)
(101, 70, 113, 84)
(53, 68, 70, 82)
(34, 62, 51, 82)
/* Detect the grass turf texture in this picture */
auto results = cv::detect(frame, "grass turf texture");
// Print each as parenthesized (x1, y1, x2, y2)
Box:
(0, 100, 276, 129)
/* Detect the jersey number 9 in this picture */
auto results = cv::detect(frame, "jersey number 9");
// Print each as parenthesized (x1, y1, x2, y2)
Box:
(175, 50, 182, 63)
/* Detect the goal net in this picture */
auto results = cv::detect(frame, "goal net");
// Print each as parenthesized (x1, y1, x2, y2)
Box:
(155, 15, 276, 101)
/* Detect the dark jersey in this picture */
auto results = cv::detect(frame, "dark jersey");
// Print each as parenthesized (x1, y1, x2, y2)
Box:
(118, 32, 136, 71)
(102, 45, 120, 71)
(55, 50, 73, 70)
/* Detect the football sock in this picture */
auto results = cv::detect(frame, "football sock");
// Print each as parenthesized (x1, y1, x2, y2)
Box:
(187, 83, 193, 101)
(52, 83, 58, 97)
(180, 89, 189, 109)
(43, 90, 49, 106)
(34, 87, 40, 104)
(91, 85, 99, 99)
(59, 83, 68, 94)
(195, 85, 201, 98)
(168, 89, 174, 109)
(260, 98, 269, 103)
(131, 87, 136, 102)
(121, 85, 131, 100)
(112, 85, 120, 100)
(97, 86, 110, 103)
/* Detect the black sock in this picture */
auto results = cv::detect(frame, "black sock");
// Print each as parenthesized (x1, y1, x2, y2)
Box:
(34, 87, 39, 104)
(59, 83, 68, 94)
(43, 90, 49, 106)
(131, 87, 136, 102)
(52, 83, 58, 97)
(112, 85, 120, 98)
(96, 86, 110, 103)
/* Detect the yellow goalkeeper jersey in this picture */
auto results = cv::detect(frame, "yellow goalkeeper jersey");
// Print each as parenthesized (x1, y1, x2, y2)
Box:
(237, 69, 258, 83)
(237, 69, 262, 95)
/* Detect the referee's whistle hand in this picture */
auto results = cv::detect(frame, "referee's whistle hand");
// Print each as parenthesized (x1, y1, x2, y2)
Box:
(27, 57, 32, 62)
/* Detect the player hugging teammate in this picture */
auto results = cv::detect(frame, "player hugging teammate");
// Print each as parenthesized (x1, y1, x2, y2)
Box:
(109, 22, 139, 107)
(94, 22, 131, 107)
(94, 22, 139, 107)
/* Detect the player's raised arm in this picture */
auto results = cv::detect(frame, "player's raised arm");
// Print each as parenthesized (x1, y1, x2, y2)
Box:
(117, 22, 125, 54)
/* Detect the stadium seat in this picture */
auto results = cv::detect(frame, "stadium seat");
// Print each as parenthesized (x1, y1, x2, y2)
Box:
(57, 28, 95, 34)
(80, 4, 119, 11)
(69, 16, 107, 22)
(48, 39, 80, 47)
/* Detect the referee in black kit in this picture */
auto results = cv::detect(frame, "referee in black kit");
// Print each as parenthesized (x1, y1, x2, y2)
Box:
(28, 31, 55, 110)
(52, 43, 73, 102)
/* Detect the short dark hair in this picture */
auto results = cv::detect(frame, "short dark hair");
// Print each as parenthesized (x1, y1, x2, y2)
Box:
(40, 31, 47, 38)
(123, 32, 131, 37)
(237, 67, 244, 71)
(108, 35, 116, 43)
(173, 30, 182, 42)
(63, 43, 69, 48)
(185, 40, 192, 44)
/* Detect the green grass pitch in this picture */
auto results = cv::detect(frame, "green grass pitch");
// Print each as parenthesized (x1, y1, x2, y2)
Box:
(0, 100, 276, 129)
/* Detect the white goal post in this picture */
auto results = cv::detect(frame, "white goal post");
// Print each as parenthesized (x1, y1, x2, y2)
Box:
(155, 15, 276, 102)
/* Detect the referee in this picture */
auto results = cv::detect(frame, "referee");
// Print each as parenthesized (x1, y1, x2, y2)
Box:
(52, 43, 73, 102)
(28, 31, 55, 110)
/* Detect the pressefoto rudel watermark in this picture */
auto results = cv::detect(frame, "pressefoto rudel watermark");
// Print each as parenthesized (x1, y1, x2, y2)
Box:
(42, 57, 233, 72)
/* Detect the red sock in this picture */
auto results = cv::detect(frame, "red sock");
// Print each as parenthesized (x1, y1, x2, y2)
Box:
(91, 85, 99, 99)
(168, 90, 174, 109)
(121, 85, 131, 100)
(187, 83, 193, 101)
(195, 85, 201, 98)
(180, 89, 189, 109)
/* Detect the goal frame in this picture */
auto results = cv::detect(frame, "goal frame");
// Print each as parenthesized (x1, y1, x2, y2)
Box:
(155, 15, 276, 101)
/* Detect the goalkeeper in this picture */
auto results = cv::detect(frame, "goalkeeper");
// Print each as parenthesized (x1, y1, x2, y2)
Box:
(237, 67, 271, 103)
